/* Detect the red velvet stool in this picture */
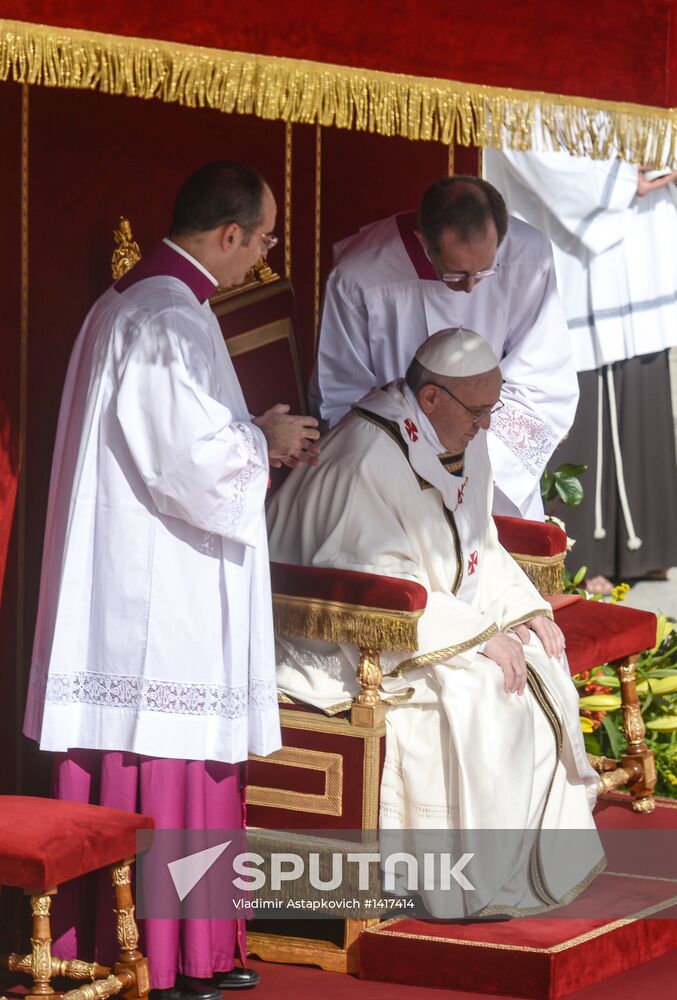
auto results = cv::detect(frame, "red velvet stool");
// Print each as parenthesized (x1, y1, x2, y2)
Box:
(494, 516, 659, 814)
(552, 596, 658, 811)
(0, 796, 154, 1000)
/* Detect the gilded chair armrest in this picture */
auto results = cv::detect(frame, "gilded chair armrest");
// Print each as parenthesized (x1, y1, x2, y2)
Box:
(270, 562, 426, 652)
(493, 515, 567, 594)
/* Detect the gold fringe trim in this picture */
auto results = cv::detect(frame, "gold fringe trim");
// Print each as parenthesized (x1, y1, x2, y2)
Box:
(2, 20, 677, 161)
(272, 593, 422, 651)
(510, 551, 564, 595)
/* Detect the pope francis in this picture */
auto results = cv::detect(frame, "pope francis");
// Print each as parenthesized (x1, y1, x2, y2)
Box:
(267, 327, 604, 918)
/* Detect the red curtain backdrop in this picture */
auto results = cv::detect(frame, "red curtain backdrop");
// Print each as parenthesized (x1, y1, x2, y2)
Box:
(2, 0, 677, 106)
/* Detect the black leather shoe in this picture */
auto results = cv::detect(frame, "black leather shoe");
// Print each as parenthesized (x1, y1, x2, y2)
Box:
(215, 968, 260, 990)
(150, 982, 222, 1000)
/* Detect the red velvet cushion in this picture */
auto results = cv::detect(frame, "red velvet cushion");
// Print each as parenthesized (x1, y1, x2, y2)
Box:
(494, 515, 567, 557)
(270, 562, 428, 612)
(0, 796, 155, 891)
(555, 602, 657, 675)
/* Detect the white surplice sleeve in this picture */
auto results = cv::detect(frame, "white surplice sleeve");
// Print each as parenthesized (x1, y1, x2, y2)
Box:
(309, 270, 377, 427)
(116, 308, 269, 546)
(488, 232, 579, 517)
(487, 148, 638, 255)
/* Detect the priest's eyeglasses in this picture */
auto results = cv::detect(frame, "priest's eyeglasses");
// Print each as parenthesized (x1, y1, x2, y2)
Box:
(249, 229, 279, 250)
(441, 263, 500, 284)
(433, 383, 505, 422)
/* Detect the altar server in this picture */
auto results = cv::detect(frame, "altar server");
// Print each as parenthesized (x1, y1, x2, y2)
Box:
(309, 176, 578, 520)
(23, 161, 319, 996)
(270, 328, 603, 918)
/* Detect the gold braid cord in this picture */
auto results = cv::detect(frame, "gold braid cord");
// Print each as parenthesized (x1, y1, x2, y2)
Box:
(284, 121, 292, 280)
(2, 19, 677, 164)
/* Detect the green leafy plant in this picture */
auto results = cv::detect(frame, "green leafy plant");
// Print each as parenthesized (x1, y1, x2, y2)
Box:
(541, 463, 587, 515)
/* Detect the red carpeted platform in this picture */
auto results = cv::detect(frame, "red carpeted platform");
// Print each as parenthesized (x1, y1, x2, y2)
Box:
(359, 796, 677, 999)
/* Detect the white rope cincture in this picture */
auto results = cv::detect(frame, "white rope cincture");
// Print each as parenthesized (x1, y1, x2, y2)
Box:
(605, 364, 642, 551)
(593, 368, 606, 540)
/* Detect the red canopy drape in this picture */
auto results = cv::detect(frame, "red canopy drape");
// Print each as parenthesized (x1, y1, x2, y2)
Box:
(2, 0, 677, 106)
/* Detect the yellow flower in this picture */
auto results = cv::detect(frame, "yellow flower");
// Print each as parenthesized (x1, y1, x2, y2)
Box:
(610, 583, 630, 604)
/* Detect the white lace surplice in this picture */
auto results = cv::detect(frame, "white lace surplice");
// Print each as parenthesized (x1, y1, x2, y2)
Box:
(24, 277, 280, 762)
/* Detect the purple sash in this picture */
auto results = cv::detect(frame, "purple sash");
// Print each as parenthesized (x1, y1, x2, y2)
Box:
(395, 211, 438, 280)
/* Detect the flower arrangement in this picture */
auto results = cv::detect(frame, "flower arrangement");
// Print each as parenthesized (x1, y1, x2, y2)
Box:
(541, 462, 677, 797)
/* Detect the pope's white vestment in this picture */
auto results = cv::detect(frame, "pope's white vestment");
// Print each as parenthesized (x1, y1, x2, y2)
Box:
(24, 242, 281, 763)
(308, 211, 579, 519)
(268, 382, 603, 916)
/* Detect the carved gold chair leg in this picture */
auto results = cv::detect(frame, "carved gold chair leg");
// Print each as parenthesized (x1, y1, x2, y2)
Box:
(590, 654, 657, 813)
(26, 891, 57, 1000)
(110, 861, 150, 1000)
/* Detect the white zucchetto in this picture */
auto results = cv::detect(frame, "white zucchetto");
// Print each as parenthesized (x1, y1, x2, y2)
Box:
(415, 327, 499, 377)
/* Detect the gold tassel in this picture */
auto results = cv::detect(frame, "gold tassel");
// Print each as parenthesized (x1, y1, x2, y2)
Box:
(272, 594, 421, 651)
(2, 19, 677, 164)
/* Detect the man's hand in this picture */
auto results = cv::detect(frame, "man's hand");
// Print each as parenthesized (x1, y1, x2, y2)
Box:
(254, 403, 321, 468)
(483, 632, 528, 695)
(510, 616, 565, 660)
(637, 167, 677, 196)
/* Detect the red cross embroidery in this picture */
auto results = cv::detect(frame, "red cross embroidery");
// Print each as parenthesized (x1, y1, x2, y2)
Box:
(467, 550, 478, 575)
(457, 480, 468, 506)
(403, 418, 419, 442)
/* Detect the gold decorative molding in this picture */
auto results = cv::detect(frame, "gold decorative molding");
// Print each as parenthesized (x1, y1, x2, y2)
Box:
(248, 745, 343, 815)
(313, 123, 322, 345)
(210, 256, 280, 301)
(111, 217, 141, 279)
(355, 647, 382, 708)
(2, 20, 677, 164)
(279, 707, 385, 738)
(361, 734, 382, 829)
(110, 863, 131, 887)
(30, 894, 52, 917)
(30, 939, 52, 983)
(15, 80, 29, 796)
(114, 906, 138, 951)
(63, 975, 125, 1000)
(284, 121, 292, 279)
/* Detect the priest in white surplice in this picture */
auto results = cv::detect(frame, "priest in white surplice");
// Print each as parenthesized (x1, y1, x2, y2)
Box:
(270, 328, 603, 917)
(485, 148, 677, 583)
(23, 162, 320, 996)
(308, 176, 579, 520)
